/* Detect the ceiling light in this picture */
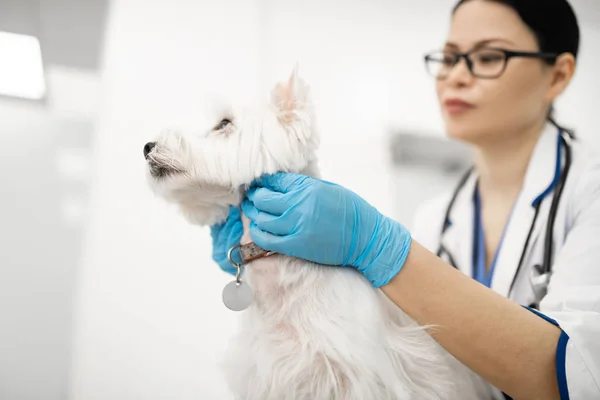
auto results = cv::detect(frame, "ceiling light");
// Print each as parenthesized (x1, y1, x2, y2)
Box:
(0, 31, 46, 100)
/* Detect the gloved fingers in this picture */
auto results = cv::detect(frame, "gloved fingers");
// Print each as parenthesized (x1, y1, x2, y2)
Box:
(248, 221, 286, 254)
(225, 217, 243, 245)
(227, 204, 242, 219)
(211, 205, 241, 235)
(210, 215, 228, 238)
(219, 261, 237, 276)
(211, 205, 243, 267)
(222, 205, 242, 229)
(210, 223, 224, 242)
(246, 187, 292, 216)
(213, 241, 241, 274)
(241, 200, 294, 236)
(240, 199, 260, 221)
(317, 178, 342, 188)
(250, 172, 310, 194)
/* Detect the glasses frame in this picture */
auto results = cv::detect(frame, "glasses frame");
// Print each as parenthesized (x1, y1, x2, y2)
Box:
(423, 47, 559, 79)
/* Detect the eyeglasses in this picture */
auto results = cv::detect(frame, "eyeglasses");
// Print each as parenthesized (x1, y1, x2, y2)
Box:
(424, 47, 558, 79)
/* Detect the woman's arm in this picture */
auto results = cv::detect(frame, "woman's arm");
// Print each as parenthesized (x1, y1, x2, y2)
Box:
(382, 240, 561, 400)
(242, 171, 599, 400)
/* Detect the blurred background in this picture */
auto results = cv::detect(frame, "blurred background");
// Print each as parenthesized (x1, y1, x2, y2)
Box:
(0, 0, 598, 399)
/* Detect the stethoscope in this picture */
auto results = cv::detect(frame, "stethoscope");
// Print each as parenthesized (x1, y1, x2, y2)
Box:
(436, 129, 572, 308)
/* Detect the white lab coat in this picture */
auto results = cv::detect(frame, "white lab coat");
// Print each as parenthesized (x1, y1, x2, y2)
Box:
(411, 123, 600, 400)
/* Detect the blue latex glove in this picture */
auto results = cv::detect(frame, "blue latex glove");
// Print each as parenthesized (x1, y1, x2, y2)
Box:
(210, 205, 244, 275)
(241, 172, 412, 288)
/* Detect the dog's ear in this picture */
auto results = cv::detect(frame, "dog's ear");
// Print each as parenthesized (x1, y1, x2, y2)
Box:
(270, 63, 311, 121)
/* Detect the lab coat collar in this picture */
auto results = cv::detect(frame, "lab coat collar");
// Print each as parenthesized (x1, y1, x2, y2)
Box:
(520, 123, 563, 209)
(441, 123, 561, 297)
(491, 123, 561, 297)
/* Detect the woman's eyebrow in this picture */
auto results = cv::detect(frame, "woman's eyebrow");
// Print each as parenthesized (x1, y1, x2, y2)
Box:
(444, 38, 516, 50)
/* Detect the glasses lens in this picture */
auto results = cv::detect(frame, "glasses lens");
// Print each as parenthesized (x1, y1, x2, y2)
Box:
(425, 51, 456, 79)
(470, 49, 506, 78)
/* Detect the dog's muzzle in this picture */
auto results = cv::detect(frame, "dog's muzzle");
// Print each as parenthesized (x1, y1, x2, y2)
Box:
(143, 142, 156, 159)
(143, 141, 182, 178)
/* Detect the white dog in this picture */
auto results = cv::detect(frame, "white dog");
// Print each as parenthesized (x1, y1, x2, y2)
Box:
(144, 67, 492, 400)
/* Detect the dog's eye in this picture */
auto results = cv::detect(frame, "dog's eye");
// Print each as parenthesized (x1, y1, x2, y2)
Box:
(215, 119, 232, 130)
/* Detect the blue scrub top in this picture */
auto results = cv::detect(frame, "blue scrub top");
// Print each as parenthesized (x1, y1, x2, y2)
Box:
(472, 130, 564, 288)
(472, 184, 513, 288)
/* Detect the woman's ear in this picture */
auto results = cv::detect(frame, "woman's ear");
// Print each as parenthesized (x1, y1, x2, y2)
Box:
(545, 52, 576, 102)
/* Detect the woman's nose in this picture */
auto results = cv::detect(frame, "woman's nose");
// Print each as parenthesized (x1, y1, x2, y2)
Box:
(445, 58, 473, 87)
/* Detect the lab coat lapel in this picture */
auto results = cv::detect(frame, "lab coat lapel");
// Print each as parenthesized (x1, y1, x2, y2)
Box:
(490, 124, 560, 297)
(440, 171, 478, 278)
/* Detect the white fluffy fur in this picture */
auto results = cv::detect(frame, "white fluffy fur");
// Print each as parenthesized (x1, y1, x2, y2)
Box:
(145, 67, 491, 400)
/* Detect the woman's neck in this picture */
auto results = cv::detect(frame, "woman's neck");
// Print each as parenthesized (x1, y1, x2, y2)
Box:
(474, 121, 545, 201)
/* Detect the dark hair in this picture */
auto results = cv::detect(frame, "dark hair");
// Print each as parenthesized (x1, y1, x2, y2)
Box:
(453, 0, 580, 137)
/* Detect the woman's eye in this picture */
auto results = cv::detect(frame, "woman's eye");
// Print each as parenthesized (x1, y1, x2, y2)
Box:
(477, 53, 503, 64)
(442, 56, 455, 67)
(216, 119, 232, 130)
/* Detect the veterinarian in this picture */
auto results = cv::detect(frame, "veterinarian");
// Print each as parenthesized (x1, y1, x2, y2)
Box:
(210, 0, 599, 399)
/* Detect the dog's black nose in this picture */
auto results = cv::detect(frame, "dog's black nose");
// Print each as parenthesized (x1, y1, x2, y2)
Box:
(143, 142, 156, 159)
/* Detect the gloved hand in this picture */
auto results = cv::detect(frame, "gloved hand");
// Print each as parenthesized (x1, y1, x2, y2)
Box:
(241, 172, 412, 288)
(210, 205, 244, 275)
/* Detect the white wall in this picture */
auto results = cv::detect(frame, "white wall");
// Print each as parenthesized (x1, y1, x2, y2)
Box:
(554, 24, 600, 145)
(0, 53, 100, 398)
(69, 1, 600, 399)
(0, 100, 93, 400)
(69, 1, 263, 399)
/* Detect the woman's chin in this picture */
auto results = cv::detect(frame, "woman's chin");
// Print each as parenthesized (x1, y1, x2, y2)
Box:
(444, 127, 481, 145)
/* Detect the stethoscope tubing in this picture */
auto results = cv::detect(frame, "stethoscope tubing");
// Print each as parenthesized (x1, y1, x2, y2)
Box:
(437, 130, 571, 305)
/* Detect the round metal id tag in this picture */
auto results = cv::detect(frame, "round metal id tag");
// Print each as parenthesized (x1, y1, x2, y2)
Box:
(222, 244, 253, 311)
(222, 280, 253, 311)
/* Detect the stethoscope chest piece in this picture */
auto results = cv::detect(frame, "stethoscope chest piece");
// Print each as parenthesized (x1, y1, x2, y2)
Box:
(529, 264, 551, 308)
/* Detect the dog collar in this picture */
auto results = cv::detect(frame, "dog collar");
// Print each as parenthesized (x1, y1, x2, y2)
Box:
(227, 242, 275, 267)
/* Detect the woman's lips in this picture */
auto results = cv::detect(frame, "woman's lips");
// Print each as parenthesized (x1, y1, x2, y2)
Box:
(444, 98, 475, 114)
